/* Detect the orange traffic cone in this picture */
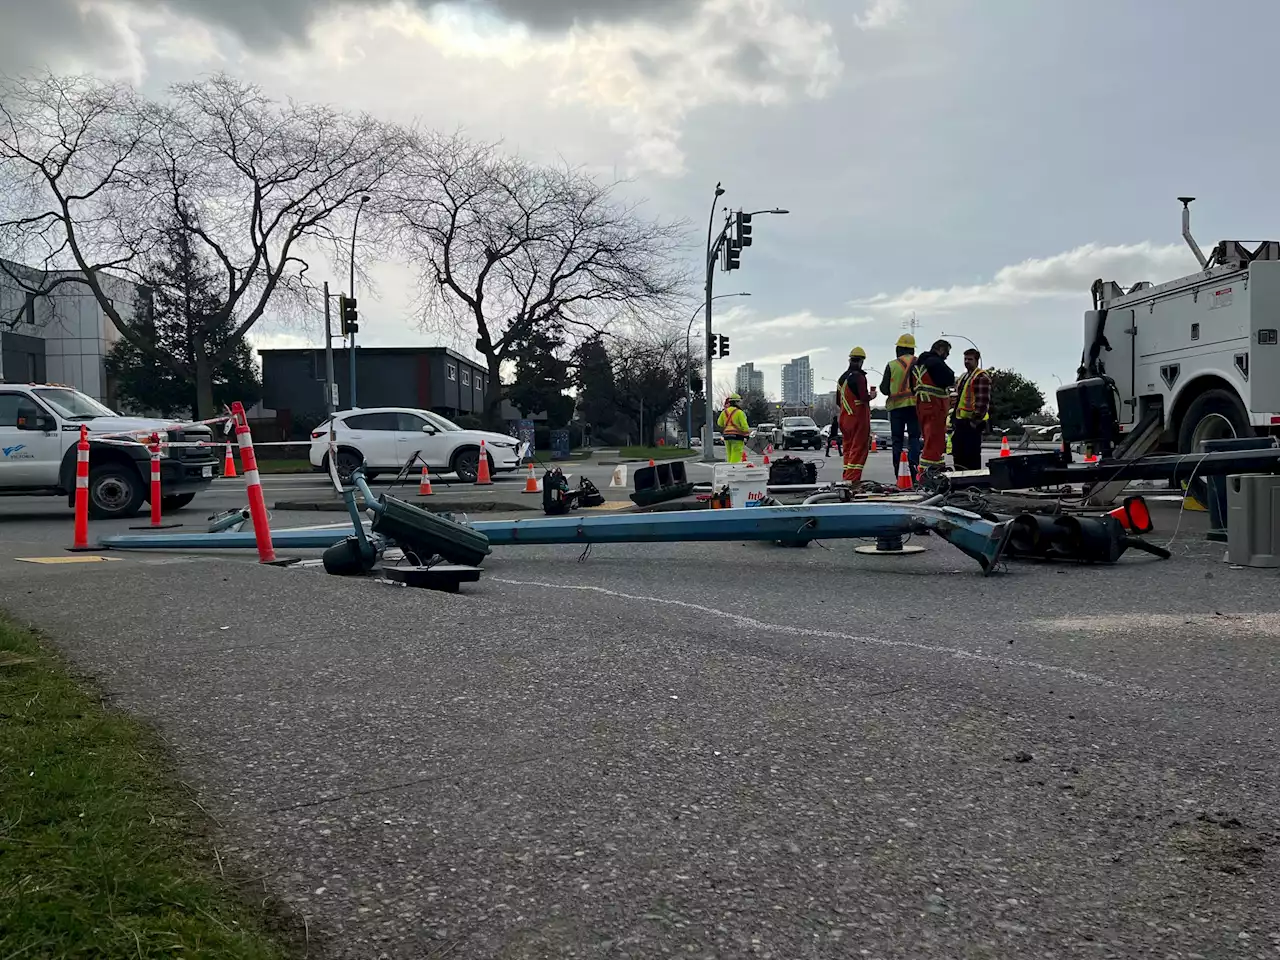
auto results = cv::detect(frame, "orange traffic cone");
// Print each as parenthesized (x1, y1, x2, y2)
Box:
(999, 435, 1011, 457)
(871, 434, 878, 453)
(763, 444, 771, 465)
(522, 462, 540, 494)
(1108, 495, 1153, 534)
(475, 440, 493, 485)
(223, 442, 237, 478)
(649, 458, 656, 467)
(418, 464, 433, 496)
(896, 451, 914, 490)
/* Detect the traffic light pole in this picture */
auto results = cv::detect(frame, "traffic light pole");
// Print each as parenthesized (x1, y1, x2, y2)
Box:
(323, 281, 336, 414)
(703, 215, 734, 462)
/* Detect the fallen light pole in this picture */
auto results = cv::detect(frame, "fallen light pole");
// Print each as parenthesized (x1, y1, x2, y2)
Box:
(98, 497, 1014, 575)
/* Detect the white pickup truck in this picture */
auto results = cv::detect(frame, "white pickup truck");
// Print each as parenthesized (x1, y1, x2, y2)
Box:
(0, 383, 220, 519)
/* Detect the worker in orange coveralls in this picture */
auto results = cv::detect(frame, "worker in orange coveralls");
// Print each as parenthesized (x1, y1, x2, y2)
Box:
(913, 339, 955, 480)
(837, 346, 876, 483)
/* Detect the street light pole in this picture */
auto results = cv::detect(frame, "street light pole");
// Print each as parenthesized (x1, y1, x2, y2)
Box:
(686, 292, 749, 446)
(702, 183, 725, 459)
(348, 194, 369, 407)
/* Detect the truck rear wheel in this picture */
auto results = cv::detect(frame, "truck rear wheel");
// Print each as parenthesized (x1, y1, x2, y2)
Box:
(1177, 388, 1252, 504)
(88, 463, 146, 520)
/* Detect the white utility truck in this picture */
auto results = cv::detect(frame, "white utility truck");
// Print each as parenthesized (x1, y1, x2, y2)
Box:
(1082, 197, 1280, 459)
(0, 382, 220, 519)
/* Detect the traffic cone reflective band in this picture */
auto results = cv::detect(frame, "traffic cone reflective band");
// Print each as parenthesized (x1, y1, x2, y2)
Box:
(1000, 435, 1011, 457)
(474, 440, 493, 485)
(1108, 495, 1153, 534)
(522, 462, 540, 494)
(71, 424, 90, 550)
(223, 442, 237, 477)
(896, 451, 914, 490)
(418, 464, 433, 496)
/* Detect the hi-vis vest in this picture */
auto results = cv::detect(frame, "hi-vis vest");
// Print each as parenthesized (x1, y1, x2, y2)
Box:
(718, 405, 749, 437)
(838, 376, 866, 415)
(913, 362, 949, 401)
(886, 356, 915, 411)
(955, 369, 990, 420)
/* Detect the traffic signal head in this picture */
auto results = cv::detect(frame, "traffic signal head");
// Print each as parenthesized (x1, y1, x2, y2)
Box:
(725, 241, 741, 271)
(341, 295, 359, 335)
(718, 334, 730, 358)
(709, 335, 719, 358)
(736, 211, 753, 247)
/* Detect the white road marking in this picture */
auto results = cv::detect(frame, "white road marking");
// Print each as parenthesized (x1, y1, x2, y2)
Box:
(491, 578, 1167, 698)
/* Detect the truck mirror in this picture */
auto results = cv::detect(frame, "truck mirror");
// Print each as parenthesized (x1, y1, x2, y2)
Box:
(16, 414, 53, 432)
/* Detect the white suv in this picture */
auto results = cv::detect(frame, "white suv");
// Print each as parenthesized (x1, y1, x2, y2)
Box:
(309, 407, 524, 482)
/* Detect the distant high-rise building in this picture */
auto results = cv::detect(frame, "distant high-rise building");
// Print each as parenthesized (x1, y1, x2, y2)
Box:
(734, 362, 765, 396)
(780, 356, 814, 405)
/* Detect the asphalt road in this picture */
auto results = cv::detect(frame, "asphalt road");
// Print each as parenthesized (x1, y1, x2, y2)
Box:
(4, 458, 1274, 958)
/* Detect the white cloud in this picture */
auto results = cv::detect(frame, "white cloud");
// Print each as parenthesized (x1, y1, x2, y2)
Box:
(853, 0, 905, 31)
(747, 345, 830, 365)
(720, 308, 875, 336)
(849, 242, 1196, 315)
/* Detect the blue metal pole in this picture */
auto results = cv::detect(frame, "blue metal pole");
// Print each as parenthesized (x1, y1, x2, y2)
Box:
(98, 503, 1010, 573)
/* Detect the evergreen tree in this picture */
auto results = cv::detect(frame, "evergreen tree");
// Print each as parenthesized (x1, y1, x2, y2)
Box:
(105, 219, 260, 418)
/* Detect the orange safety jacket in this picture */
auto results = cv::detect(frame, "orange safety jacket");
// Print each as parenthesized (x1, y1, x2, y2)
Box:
(913, 364, 949, 401)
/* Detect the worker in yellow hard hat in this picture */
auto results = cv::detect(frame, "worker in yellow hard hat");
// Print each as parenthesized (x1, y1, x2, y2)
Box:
(837, 346, 876, 483)
(879, 332, 920, 476)
(717, 392, 750, 463)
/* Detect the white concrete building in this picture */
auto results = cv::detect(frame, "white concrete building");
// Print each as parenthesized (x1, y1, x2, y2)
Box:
(780, 355, 814, 405)
(0, 259, 138, 403)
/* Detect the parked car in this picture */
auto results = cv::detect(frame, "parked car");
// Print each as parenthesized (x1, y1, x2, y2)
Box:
(309, 407, 524, 482)
(870, 416, 892, 449)
(0, 382, 218, 519)
(780, 416, 822, 450)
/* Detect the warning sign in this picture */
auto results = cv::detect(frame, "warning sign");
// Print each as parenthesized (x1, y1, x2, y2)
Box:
(1211, 286, 1233, 309)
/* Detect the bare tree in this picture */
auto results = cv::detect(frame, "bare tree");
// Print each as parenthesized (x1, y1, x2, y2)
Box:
(388, 134, 690, 428)
(0, 72, 409, 416)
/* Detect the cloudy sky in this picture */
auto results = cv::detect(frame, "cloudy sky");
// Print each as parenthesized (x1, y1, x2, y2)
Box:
(6, 0, 1279, 405)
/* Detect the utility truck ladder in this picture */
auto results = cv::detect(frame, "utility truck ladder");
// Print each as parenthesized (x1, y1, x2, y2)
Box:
(1083, 408, 1164, 506)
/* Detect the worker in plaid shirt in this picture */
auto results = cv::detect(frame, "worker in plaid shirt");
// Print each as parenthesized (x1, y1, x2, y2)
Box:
(950, 348, 992, 470)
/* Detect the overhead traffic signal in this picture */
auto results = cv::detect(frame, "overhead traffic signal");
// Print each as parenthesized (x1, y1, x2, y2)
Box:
(718, 335, 730, 358)
(735, 211, 753, 247)
(340, 295, 359, 336)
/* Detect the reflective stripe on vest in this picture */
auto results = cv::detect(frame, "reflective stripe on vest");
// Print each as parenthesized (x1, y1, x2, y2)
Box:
(955, 369, 988, 419)
(887, 356, 915, 410)
(719, 406, 748, 437)
(913, 365, 949, 400)
(838, 378, 864, 415)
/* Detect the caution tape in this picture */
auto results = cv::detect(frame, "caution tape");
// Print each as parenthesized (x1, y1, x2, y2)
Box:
(93, 412, 236, 440)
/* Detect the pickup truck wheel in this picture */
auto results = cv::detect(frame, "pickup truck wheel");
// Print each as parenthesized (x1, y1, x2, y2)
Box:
(1178, 388, 1252, 505)
(160, 493, 196, 512)
(88, 464, 146, 520)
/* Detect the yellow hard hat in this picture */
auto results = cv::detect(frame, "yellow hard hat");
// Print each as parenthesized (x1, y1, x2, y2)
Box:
(849, 346, 866, 359)
(896, 333, 916, 349)
(726, 392, 742, 403)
